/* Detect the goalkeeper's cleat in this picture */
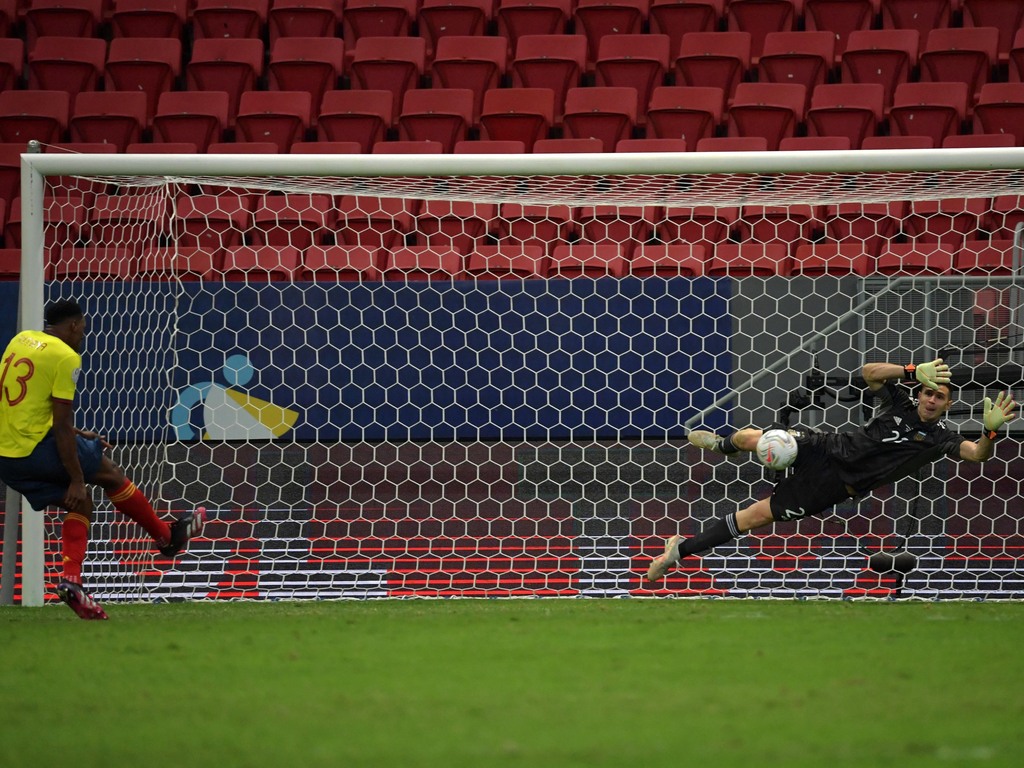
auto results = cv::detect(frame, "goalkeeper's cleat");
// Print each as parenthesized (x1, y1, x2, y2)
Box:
(688, 430, 728, 454)
(56, 580, 109, 620)
(158, 507, 207, 557)
(646, 534, 684, 582)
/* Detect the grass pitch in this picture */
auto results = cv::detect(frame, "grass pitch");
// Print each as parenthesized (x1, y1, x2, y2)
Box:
(2, 599, 1023, 768)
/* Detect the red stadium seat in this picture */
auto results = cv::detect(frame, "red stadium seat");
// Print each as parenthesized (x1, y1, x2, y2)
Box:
(479, 87, 554, 151)
(343, 0, 416, 48)
(318, 90, 394, 153)
(824, 201, 906, 257)
(53, 246, 138, 280)
(0, 38, 24, 93)
(191, 0, 268, 41)
(737, 204, 819, 253)
(27, 37, 106, 102)
(616, 137, 689, 151)
(791, 242, 873, 276)
(726, 0, 800, 63)
(903, 198, 986, 246)
(646, 86, 724, 145)
(572, 0, 649, 65)
(105, 37, 182, 129)
(0, 143, 22, 203)
(382, 245, 465, 280)
(431, 36, 508, 124)
(418, 0, 495, 58)
(0, 246, 19, 280)
(973, 83, 1024, 146)
(960, 0, 1024, 66)
(24, 0, 101, 47)
(151, 91, 229, 152)
(416, 199, 497, 252)
(779, 136, 850, 150)
(251, 193, 336, 249)
(726, 82, 806, 151)
(707, 242, 792, 276)
(919, 27, 998, 102)
(561, 86, 638, 153)
(127, 141, 198, 153)
(841, 29, 919, 107)
(496, 0, 572, 59)
(0, 90, 70, 145)
(942, 134, 1016, 149)
(576, 205, 659, 257)
(694, 136, 767, 151)
(222, 244, 302, 281)
(495, 203, 573, 254)
(336, 195, 420, 249)
(674, 31, 752, 97)
(984, 195, 1024, 239)
(888, 81, 969, 147)
(630, 243, 706, 276)
(268, 37, 345, 125)
(268, 0, 341, 44)
(209, 141, 279, 153)
(139, 247, 221, 281)
(454, 139, 526, 153)
(464, 244, 550, 279)
(234, 91, 313, 153)
(534, 137, 604, 152)
(349, 36, 427, 122)
(656, 206, 738, 252)
(805, 82, 884, 149)
(300, 245, 382, 281)
(187, 37, 265, 128)
(291, 141, 363, 154)
(398, 88, 475, 152)
(954, 239, 1016, 275)
(648, 0, 723, 61)
(177, 194, 253, 251)
(757, 31, 835, 106)
(860, 135, 931, 149)
(110, 0, 185, 39)
(88, 193, 170, 255)
(511, 34, 587, 123)
(879, 0, 950, 40)
(371, 139, 444, 153)
(1011, 28, 1024, 84)
(595, 34, 671, 124)
(69, 91, 147, 151)
(803, 0, 875, 64)
(550, 243, 629, 278)
(876, 241, 955, 275)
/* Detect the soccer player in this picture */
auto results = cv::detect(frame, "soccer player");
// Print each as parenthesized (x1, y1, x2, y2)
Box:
(647, 358, 1017, 582)
(0, 299, 206, 619)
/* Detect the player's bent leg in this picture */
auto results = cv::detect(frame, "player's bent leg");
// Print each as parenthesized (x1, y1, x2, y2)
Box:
(735, 498, 775, 532)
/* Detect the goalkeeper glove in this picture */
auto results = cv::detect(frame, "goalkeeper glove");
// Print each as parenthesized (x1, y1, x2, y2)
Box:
(908, 359, 951, 391)
(982, 391, 1017, 437)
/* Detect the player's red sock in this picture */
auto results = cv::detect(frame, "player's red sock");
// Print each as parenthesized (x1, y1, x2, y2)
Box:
(61, 513, 90, 584)
(107, 480, 171, 546)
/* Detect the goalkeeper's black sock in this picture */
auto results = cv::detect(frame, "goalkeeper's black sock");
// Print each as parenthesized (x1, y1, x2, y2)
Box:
(681, 512, 741, 556)
(717, 430, 740, 455)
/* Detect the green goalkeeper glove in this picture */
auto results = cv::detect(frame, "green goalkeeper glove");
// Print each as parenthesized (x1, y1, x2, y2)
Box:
(983, 391, 1017, 434)
(913, 358, 951, 391)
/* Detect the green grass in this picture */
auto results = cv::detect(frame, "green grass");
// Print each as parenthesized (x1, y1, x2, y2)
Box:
(2, 600, 1023, 768)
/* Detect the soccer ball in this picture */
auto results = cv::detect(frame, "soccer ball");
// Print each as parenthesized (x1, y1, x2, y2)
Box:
(756, 429, 798, 470)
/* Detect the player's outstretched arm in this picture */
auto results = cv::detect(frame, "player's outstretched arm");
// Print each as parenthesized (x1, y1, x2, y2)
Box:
(861, 359, 951, 392)
(960, 391, 1018, 462)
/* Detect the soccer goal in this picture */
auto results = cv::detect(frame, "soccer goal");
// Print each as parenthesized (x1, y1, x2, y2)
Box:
(2, 144, 1023, 605)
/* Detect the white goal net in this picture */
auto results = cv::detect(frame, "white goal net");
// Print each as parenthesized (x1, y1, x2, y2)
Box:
(3, 147, 1023, 602)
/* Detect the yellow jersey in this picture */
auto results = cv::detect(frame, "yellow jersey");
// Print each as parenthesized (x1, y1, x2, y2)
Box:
(0, 330, 82, 458)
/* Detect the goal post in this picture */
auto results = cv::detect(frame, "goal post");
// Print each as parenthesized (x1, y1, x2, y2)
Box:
(3, 145, 1024, 604)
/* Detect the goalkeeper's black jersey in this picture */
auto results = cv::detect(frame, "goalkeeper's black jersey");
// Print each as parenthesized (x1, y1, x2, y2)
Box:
(810, 381, 964, 494)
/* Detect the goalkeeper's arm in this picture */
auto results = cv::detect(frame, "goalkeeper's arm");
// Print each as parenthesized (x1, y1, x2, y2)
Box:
(961, 391, 1018, 462)
(861, 359, 951, 392)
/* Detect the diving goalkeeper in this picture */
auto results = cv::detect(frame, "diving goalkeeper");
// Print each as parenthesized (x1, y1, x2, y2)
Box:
(647, 359, 1017, 582)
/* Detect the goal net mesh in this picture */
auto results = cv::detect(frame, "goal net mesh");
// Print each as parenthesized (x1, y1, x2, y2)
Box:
(12, 151, 1024, 600)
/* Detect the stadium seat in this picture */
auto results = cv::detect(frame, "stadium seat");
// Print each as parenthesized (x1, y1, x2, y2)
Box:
(595, 34, 671, 124)
(674, 31, 752, 97)
(4, 195, 86, 256)
(0, 0, 13, 37)
(190, 0, 268, 41)
(110, 0, 185, 39)
(268, 0, 341, 44)
(251, 193, 336, 249)
(803, 0, 875, 64)
(235, 91, 314, 153)
(875, 241, 955, 275)
(919, 27, 998, 102)
(291, 141, 363, 154)
(725, 0, 800, 63)
(43, 142, 116, 199)
(708, 242, 792, 276)
(860, 135, 932, 149)
(317, 90, 393, 153)
(479, 87, 555, 151)
(416, 199, 497, 251)
(398, 88, 475, 153)
(888, 81, 969, 147)
(791, 242, 873, 276)
(222, 244, 302, 281)
(534, 137, 604, 152)
(88, 193, 170, 255)
(105, 37, 182, 128)
(0, 38, 24, 93)
(138, 246, 221, 281)
(299, 245, 382, 281)
(24, 0, 102, 47)
(454, 139, 526, 153)
(960, 0, 1024, 66)
(187, 38, 265, 129)
(561, 86, 638, 153)
(942, 134, 1016, 149)
(880, 0, 950, 40)
(209, 141, 279, 153)
(972, 84, 1024, 146)
(418, 0, 495, 58)
(656, 206, 738, 252)
(726, 82, 806, 151)
(53, 246, 138, 280)
(904, 198, 987, 246)
(805, 82, 884, 149)
(778, 136, 850, 150)
(572, 0, 649, 65)
(841, 29, 919, 107)
(646, 86, 724, 145)
(1011, 28, 1024, 83)
(0, 143, 22, 203)
(550, 243, 628, 278)
(954, 239, 1016, 275)
(431, 36, 508, 124)
(372, 139, 444, 153)
(68, 91, 147, 151)
(695, 136, 767, 151)
(984, 195, 1024, 238)
(757, 31, 835, 106)
(495, 203, 574, 254)
(737, 204, 819, 253)
(496, 0, 572, 58)
(824, 201, 906, 256)
(382, 245, 465, 280)
(127, 141, 198, 153)
(0, 90, 70, 145)
(151, 91, 229, 152)
(349, 36, 427, 122)
(0, 247, 20, 280)
(616, 137, 689, 151)
(336, 195, 420, 249)
(464, 244, 550, 278)
(343, 0, 416, 48)
(630, 243, 706, 276)
(27, 37, 106, 101)
(648, 0, 723, 61)
(177, 194, 253, 251)
(576, 205, 659, 257)
(268, 37, 345, 125)
(511, 34, 587, 123)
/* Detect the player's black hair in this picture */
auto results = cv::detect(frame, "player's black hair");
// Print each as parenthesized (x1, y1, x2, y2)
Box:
(44, 299, 84, 327)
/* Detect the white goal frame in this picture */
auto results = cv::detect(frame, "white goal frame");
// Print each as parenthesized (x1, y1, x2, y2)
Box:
(4, 145, 1024, 605)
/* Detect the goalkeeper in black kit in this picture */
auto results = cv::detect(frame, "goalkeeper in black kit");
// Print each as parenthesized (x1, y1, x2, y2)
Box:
(647, 359, 1018, 582)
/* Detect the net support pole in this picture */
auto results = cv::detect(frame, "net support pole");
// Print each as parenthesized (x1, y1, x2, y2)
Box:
(16, 141, 46, 607)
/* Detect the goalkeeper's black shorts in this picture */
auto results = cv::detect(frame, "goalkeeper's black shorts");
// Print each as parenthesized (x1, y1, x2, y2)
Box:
(767, 441, 853, 523)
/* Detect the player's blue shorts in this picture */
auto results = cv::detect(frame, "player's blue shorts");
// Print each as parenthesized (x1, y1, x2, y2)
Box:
(0, 432, 104, 511)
